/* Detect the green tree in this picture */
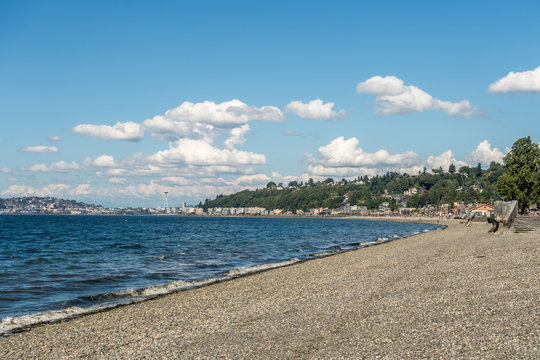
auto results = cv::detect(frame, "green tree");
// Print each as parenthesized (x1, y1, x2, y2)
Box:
(449, 163, 456, 174)
(497, 136, 540, 214)
(288, 181, 298, 187)
(266, 181, 277, 189)
(475, 163, 482, 178)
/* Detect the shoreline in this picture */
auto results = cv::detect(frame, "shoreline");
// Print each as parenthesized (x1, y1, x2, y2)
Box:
(1, 217, 441, 336)
(1, 220, 538, 358)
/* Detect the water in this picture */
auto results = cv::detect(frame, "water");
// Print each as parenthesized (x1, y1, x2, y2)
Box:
(0, 215, 440, 334)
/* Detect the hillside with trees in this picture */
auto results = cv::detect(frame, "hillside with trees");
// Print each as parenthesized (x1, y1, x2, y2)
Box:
(203, 137, 539, 214)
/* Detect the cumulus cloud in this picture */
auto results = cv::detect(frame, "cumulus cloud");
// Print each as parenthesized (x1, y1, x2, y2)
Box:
(224, 124, 250, 149)
(72, 122, 144, 141)
(109, 177, 127, 184)
(26, 161, 80, 172)
(306, 165, 377, 177)
(232, 174, 271, 186)
(309, 136, 420, 167)
(426, 150, 468, 171)
(2, 184, 68, 197)
(48, 136, 61, 141)
(467, 140, 505, 166)
(1, 183, 92, 198)
(51, 161, 80, 172)
(20, 145, 60, 153)
(91, 155, 116, 167)
(284, 99, 345, 120)
(162, 99, 285, 125)
(161, 176, 192, 185)
(488, 66, 540, 93)
(28, 164, 49, 172)
(143, 99, 285, 141)
(305, 136, 421, 177)
(106, 168, 127, 176)
(1, 167, 12, 173)
(71, 184, 92, 196)
(356, 75, 479, 116)
(149, 138, 266, 166)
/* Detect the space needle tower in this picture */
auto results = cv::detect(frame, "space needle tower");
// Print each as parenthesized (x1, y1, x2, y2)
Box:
(163, 191, 169, 213)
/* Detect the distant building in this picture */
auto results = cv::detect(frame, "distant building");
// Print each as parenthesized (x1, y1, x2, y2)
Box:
(469, 204, 494, 217)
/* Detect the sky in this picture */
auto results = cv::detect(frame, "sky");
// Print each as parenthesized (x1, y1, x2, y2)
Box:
(1, 0, 539, 207)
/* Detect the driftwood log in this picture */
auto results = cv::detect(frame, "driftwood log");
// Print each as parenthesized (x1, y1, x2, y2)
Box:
(489, 200, 518, 234)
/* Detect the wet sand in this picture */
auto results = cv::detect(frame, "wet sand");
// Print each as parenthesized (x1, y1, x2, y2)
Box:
(1, 219, 538, 359)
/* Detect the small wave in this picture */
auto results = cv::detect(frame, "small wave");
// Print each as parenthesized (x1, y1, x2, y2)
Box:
(1, 306, 103, 335)
(0, 278, 218, 336)
(225, 258, 299, 277)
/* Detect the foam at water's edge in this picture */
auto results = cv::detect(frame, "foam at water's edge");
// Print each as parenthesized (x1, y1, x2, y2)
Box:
(225, 258, 300, 276)
(0, 278, 219, 336)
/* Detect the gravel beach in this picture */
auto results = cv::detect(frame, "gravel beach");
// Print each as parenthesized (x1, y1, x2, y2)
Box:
(1, 219, 538, 359)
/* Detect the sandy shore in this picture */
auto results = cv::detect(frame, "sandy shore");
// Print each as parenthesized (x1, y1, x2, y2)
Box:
(1, 219, 538, 359)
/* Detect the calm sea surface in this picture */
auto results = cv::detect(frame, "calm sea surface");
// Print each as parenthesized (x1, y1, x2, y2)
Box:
(0, 215, 439, 333)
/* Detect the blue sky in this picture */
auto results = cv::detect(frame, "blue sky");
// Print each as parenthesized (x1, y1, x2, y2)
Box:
(1, 1, 539, 207)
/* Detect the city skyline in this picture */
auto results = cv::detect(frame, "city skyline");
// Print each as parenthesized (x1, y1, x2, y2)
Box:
(1, 1, 539, 207)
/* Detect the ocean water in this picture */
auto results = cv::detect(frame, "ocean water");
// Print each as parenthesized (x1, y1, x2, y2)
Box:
(0, 215, 440, 334)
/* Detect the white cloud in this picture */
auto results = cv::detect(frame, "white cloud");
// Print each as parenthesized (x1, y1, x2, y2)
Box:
(109, 177, 127, 184)
(48, 136, 61, 141)
(161, 99, 285, 125)
(72, 121, 144, 141)
(143, 99, 285, 141)
(26, 161, 80, 172)
(143, 116, 216, 142)
(488, 66, 540, 93)
(71, 184, 92, 196)
(20, 145, 60, 153)
(356, 75, 478, 116)
(310, 137, 420, 167)
(1, 183, 93, 198)
(233, 174, 270, 186)
(92, 155, 116, 167)
(161, 176, 192, 185)
(284, 99, 345, 120)
(149, 138, 266, 166)
(106, 168, 127, 176)
(50, 161, 80, 172)
(426, 150, 468, 171)
(1, 184, 68, 197)
(467, 140, 505, 166)
(305, 136, 421, 177)
(224, 124, 250, 149)
(1, 168, 12, 173)
(28, 164, 49, 172)
(307, 165, 377, 177)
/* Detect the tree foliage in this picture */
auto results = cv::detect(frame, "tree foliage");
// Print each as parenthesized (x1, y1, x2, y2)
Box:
(497, 136, 540, 213)
(203, 162, 511, 212)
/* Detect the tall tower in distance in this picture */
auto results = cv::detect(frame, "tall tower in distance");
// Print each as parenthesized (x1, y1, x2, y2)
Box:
(164, 192, 169, 213)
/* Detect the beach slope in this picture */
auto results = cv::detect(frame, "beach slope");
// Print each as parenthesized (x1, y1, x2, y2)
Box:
(1, 220, 538, 359)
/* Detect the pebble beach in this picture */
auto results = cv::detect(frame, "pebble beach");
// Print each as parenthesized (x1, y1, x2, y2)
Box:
(1, 219, 538, 359)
